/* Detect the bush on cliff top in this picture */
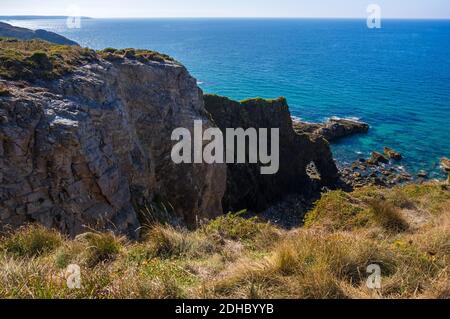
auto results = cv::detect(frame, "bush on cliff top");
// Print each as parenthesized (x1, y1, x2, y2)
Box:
(1, 224, 63, 257)
(97, 47, 177, 64)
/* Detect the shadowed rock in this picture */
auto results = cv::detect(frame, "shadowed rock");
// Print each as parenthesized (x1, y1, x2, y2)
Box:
(367, 151, 389, 165)
(204, 94, 339, 213)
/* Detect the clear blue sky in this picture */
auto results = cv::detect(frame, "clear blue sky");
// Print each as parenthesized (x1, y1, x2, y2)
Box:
(1, 0, 449, 19)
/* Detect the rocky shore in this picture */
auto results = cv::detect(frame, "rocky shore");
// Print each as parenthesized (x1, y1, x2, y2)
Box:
(339, 155, 413, 189)
(292, 116, 448, 189)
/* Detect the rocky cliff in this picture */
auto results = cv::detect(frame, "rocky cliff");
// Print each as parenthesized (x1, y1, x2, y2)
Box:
(0, 40, 226, 237)
(204, 95, 338, 213)
(1, 39, 339, 237)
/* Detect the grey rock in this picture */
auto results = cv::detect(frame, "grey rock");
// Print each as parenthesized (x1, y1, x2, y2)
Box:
(0, 56, 226, 237)
(293, 117, 369, 142)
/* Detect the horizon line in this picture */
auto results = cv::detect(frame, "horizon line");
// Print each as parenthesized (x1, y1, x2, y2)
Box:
(1, 15, 450, 20)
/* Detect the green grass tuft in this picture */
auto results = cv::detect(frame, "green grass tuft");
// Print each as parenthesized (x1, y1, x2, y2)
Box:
(1, 224, 63, 258)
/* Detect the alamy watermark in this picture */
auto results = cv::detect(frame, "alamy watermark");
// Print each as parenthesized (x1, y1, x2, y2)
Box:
(367, 4, 382, 29)
(66, 4, 81, 29)
(366, 264, 382, 289)
(66, 264, 81, 289)
(171, 120, 280, 175)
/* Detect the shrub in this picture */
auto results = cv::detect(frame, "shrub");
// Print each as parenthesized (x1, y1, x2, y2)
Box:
(0, 39, 96, 81)
(145, 225, 217, 259)
(202, 211, 277, 243)
(78, 232, 123, 267)
(2, 225, 63, 258)
(304, 190, 369, 230)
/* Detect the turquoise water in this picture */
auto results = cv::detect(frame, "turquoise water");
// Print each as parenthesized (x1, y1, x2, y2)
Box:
(4, 18, 450, 177)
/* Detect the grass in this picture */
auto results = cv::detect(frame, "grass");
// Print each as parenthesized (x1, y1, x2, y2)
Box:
(0, 182, 448, 299)
(0, 39, 178, 82)
(240, 96, 287, 105)
(1, 225, 63, 258)
(367, 199, 409, 233)
(0, 38, 96, 81)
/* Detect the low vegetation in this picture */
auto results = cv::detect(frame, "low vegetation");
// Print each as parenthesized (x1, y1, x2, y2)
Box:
(97, 47, 177, 64)
(0, 182, 448, 299)
(0, 39, 177, 82)
(0, 38, 96, 80)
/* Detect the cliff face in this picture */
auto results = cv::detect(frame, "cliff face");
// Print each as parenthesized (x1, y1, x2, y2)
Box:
(293, 118, 369, 142)
(204, 95, 338, 213)
(0, 41, 226, 237)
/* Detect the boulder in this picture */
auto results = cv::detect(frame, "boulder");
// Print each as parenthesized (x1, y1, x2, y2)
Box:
(367, 152, 389, 166)
(417, 170, 428, 178)
(384, 147, 402, 160)
(441, 157, 450, 172)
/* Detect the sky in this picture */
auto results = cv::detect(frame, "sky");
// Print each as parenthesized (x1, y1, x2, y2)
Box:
(0, 0, 449, 19)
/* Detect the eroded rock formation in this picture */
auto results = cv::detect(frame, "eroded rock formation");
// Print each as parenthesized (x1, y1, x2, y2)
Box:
(204, 95, 338, 213)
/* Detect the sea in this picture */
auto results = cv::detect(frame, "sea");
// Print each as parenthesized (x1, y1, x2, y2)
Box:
(3, 18, 450, 177)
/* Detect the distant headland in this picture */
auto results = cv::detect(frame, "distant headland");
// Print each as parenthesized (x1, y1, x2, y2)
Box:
(0, 15, 92, 20)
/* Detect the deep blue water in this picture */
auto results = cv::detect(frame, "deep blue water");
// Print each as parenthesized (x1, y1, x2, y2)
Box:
(4, 18, 450, 177)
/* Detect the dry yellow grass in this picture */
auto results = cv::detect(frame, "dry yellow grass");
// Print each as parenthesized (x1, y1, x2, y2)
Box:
(0, 182, 448, 299)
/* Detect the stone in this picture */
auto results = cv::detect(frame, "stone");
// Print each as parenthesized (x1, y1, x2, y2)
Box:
(441, 157, 450, 172)
(367, 152, 389, 165)
(384, 147, 402, 160)
(293, 117, 369, 142)
(417, 170, 428, 178)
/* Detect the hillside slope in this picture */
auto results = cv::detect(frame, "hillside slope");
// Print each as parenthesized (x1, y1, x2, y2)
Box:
(0, 22, 78, 45)
(0, 182, 448, 299)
